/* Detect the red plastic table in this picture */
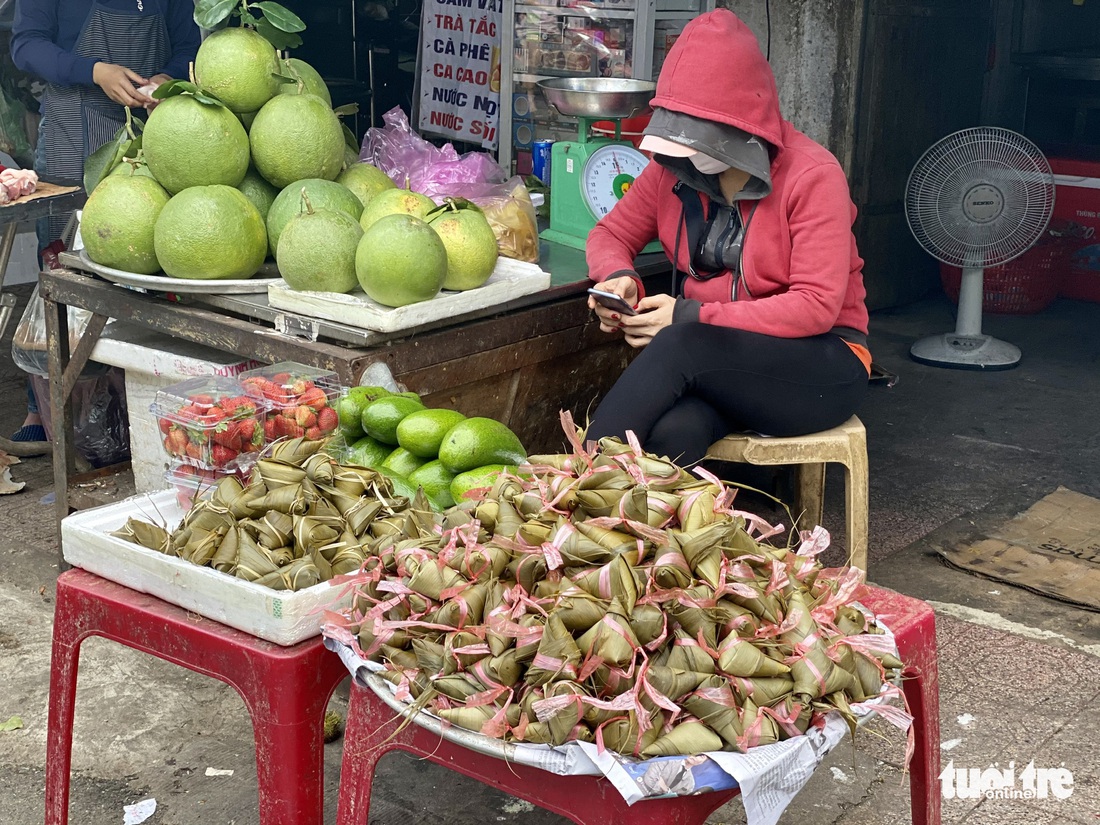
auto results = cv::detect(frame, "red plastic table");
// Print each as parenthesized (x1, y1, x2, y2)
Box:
(44, 568, 349, 825)
(335, 585, 941, 825)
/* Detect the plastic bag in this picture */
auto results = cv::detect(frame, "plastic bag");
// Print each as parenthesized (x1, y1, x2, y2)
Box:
(11, 283, 99, 377)
(359, 106, 508, 202)
(468, 177, 540, 264)
(30, 369, 131, 468)
(0, 82, 33, 169)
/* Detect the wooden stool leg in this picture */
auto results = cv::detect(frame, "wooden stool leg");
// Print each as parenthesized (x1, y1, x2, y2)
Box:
(795, 462, 826, 532)
(45, 580, 83, 825)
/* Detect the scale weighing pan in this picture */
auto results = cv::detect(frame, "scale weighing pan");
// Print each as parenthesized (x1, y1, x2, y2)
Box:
(537, 77, 656, 120)
(535, 78, 661, 252)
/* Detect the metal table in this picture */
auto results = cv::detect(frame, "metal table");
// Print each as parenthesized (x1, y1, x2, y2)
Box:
(41, 242, 671, 545)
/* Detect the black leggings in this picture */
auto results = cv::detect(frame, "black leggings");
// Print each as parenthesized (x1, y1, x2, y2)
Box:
(587, 323, 868, 466)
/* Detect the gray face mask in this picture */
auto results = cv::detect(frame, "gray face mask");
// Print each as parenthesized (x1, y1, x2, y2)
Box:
(689, 153, 731, 175)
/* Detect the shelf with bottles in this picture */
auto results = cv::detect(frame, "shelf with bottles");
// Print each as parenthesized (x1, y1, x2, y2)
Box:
(515, 0, 639, 15)
(513, 8, 635, 80)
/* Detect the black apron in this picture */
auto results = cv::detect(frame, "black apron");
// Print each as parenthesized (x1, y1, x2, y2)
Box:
(39, 0, 171, 241)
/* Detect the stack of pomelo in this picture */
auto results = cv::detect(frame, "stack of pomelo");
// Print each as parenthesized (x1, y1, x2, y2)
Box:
(334, 386, 526, 510)
(82, 1, 504, 302)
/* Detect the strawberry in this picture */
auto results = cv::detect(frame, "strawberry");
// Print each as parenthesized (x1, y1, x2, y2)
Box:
(263, 417, 278, 441)
(295, 405, 317, 428)
(200, 407, 227, 427)
(185, 442, 202, 460)
(317, 407, 339, 433)
(283, 420, 305, 439)
(212, 444, 238, 466)
(158, 417, 172, 435)
(217, 396, 255, 416)
(188, 394, 215, 406)
(305, 426, 325, 440)
(272, 372, 292, 386)
(290, 377, 314, 397)
(164, 430, 188, 457)
(236, 418, 259, 445)
(297, 386, 329, 411)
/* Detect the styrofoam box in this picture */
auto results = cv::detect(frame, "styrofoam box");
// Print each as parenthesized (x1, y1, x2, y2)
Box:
(61, 490, 351, 646)
(267, 257, 552, 333)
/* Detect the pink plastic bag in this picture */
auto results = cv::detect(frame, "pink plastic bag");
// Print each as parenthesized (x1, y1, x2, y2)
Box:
(359, 107, 507, 202)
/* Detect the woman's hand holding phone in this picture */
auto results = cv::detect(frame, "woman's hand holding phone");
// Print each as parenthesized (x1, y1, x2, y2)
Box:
(616, 294, 676, 348)
(588, 276, 639, 332)
(588, 276, 675, 347)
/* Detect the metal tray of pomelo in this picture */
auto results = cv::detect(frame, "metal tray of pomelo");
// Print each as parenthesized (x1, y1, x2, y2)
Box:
(77, 250, 282, 294)
(266, 257, 552, 333)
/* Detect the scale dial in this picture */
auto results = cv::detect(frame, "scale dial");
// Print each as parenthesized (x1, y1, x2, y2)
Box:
(581, 143, 650, 218)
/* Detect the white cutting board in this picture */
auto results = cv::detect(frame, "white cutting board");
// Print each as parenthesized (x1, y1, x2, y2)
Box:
(267, 257, 552, 333)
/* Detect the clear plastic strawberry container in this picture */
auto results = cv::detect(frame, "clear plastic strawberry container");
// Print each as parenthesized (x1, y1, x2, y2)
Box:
(165, 460, 254, 511)
(239, 362, 343, 442)
(149, 375, 269, 470)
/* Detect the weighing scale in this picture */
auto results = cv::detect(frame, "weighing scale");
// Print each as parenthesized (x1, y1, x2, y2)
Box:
(537, 78, 662, 253)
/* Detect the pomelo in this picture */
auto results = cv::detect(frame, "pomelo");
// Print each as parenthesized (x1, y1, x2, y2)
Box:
(337, 162, 396, 209)
(429, 205, 499, 291)
(437, 418, 527, 473)
(194, 27, 280, 114)
(107, 160, 157, 182)
(356, 214, 447, 307)
(154, 185, 267, 280)
(277, 58, 331, 106)
(142, 94, 250, 194)
(358, 188, 435, 232)
(81, 174, 170, 275)
(249, 94, 345, 188)
(236, 167, 279, 223)
(277, 206, 363, 294)
(266, 178, 364, 257)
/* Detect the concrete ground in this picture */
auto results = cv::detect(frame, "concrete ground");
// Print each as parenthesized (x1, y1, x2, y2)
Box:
(1, 281, 1099, 825)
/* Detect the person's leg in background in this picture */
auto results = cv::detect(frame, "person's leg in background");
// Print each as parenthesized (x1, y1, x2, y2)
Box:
(11, 381, 44, 443)
(11, 121, 53, 445)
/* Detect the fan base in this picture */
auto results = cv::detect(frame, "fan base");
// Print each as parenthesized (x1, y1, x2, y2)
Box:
(910, 333, 1021, 370)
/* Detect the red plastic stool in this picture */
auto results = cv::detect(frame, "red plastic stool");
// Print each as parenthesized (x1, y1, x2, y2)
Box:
(859, 586, 942, 825)
(45, 569, 349, 825)
(335, 585, 941, 825)
(336, 680, 740, 824)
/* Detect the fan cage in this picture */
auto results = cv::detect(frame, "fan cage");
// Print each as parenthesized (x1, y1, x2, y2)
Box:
(905, 127, 1056, 269)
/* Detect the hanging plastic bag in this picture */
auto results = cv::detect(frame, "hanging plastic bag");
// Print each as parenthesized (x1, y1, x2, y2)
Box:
(359, 108, 539, 262)
(466, 177, 540, 264)
(359, 106, 508, 202)
(11, 283, 99, 377)
(30, 370, 131, 468)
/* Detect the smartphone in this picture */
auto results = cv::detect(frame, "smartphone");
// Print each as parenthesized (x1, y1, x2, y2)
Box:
(587, 287, 638, 316)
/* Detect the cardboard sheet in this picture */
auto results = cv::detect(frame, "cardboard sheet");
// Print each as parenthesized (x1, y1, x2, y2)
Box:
(938, 486, 1100, 611)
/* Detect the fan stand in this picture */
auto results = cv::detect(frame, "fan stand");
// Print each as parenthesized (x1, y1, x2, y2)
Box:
(910, 266, 1022, 370)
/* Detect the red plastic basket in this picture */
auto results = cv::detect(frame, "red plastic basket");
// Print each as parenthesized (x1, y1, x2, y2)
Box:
(939, 236, 1068, 314)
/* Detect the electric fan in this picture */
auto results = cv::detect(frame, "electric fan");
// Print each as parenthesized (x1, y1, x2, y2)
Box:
(904, 127, 1056, 369)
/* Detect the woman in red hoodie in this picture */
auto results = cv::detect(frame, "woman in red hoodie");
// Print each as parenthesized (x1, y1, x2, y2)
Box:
(585, 8, 871, 466)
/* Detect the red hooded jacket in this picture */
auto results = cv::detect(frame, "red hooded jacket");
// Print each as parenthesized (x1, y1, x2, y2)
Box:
(586, 9, 869, 341)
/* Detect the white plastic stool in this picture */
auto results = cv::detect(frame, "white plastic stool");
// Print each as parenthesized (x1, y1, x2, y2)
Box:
(706, 415, 868, 570)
